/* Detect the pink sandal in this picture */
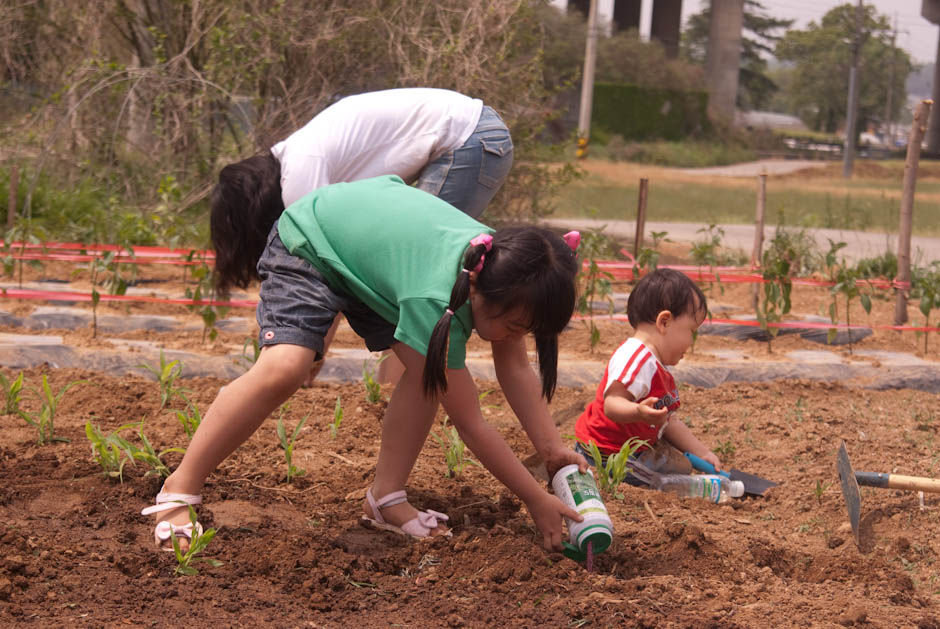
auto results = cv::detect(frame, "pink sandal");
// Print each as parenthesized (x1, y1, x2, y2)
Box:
(363, 489, 451, 538)
(141, 489, 204, 552)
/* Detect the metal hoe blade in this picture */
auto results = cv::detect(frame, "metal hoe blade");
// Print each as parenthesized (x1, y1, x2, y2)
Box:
(837, 441, 861, 546)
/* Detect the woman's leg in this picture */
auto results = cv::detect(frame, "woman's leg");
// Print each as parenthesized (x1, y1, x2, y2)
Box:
(153, 343, 316, 548)
(364, 343, 447, 534)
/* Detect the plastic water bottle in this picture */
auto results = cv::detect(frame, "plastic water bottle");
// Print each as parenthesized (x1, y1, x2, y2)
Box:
(652, 473, 744, 503)
(551, 464, 614, 564)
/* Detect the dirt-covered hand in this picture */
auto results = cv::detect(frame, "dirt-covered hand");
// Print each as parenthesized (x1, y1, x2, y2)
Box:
(528, 492, 581, 552)
(542, 444, 588, 480)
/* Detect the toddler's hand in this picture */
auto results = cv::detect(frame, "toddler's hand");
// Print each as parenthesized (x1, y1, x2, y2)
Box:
(702, 451, 723, 472)
(528, 492, 581, 552)
(637, 396, 669, 427)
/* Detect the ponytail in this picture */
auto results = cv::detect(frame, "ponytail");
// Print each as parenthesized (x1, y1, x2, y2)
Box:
(422, 243, 487, 398)
(210, 154, 284, 295)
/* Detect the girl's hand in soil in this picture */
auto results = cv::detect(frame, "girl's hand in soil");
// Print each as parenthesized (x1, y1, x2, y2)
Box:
(542, 444, 588, 480)
(528, 492, 582, 552)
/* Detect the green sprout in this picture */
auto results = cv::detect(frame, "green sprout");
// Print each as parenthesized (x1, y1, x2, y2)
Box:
(139, 350, 189, 411)
(174, 401, 203, 440)
(813, 479, 833, 505)
(134, 428, 185, 478)
(329, 395, 343, 439)
(0, 370, 24, 415)
(579, 437, 648, 498)
(362, 359, 384, 404)
(85, 421, 139, 482)
(171, 506, 222, 576)
(433, 417, 480, 478)
(19, 375, 86, 445)
(276, 405, 308, 483)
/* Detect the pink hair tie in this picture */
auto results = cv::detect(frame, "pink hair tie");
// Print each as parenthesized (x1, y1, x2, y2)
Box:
(562, 231, 581, 251)
(469, 233, 493, 273)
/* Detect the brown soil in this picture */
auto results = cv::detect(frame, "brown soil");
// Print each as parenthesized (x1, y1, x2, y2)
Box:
(1, 255, 940, 627)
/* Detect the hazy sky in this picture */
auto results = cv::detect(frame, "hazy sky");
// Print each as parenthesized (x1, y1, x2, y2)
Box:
(553, 1, 940, 64)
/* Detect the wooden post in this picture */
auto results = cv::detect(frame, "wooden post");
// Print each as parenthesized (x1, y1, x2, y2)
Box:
(633, 178, 649, 261)
(751, 172, 767, 312)
(7, 164, 17, 229)
(894, 99, 932, 326)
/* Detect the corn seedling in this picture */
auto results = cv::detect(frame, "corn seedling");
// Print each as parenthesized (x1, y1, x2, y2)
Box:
(813, 479, 833, 505)
(238, 336, 261, 371)
(362, 358, 384, 404)
(433, 417, 480, 478)
(171, 506, 222, 576)
(329, 395, 343, 439)
(575, 225, 616, 353)
(174, 401, 203, 440)
(19, 375, 86, 445)
(134, 429, 185, 478)
(276, 406, 309, 482)
(139, 350, 189, 410)
(0, 370, 24, 415)
(85, 421, 139, 482)
(579, 437, 648, 498)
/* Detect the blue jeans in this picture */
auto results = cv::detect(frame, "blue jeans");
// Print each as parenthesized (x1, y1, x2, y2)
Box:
(415, 105, 513, 220)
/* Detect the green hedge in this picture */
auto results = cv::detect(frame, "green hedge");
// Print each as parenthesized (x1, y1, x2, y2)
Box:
(591, 82, 710, 141)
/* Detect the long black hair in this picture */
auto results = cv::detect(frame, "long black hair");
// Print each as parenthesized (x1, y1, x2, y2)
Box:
(209, 154, 284, 294)
(423, 226, 579, 402)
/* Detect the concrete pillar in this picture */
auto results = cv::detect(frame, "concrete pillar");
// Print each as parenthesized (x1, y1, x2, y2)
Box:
(612, 0, 641, 33)
(704, 0, 744, 122)
(650, 0, 683, 58)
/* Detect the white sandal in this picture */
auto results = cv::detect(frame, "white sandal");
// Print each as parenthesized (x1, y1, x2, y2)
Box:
(141, 489, 204, 552)
(363, 489, 451, 539)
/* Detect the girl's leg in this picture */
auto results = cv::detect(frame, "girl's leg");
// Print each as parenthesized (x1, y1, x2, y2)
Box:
(153, 343, 316, 548)
(364, 343, 446, 534)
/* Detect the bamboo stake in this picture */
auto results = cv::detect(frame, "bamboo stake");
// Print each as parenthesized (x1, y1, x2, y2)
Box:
(894, 99, 932, 326)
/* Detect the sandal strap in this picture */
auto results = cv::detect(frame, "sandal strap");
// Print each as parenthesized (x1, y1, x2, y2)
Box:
(366, 488, 409, 524)
(141, 491, 202, 516)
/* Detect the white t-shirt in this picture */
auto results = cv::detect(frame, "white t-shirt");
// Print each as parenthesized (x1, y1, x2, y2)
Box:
(270, 88, 484, 207)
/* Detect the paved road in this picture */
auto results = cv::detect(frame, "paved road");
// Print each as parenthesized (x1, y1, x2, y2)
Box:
(677, 159, 831, 177)
(544, 218, 940, 264)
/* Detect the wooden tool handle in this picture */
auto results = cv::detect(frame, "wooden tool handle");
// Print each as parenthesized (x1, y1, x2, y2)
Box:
(856, 472, 940, 494)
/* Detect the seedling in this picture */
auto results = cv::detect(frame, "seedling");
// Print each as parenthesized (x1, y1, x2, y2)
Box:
(756, 230, 795, 353)
(579, 437, 647, 498)
(632, 230, 670, 276)
(825, 240, 873, 354)
(134, 428, 185, 478)
(912, 261, 940, 353)
(329, 395, 343, 439)
(362, 358, 384, 404)
(171, 506, 222, 576)
(276, 405, 308, 482)
(575, 225, 616, 352)
(238, 336, 261, 371)
(85, 421, 139, 482)
(19, 375, 86, 445)
(813, 479, 832, 505)
(184, 260, 229, 342)
(690, 224, 726, 295)
(713, 439, 736, 458)
(0, 370, 24, 415)
(139, 350, 189, 410)
(433, 417, 480, 478)
(174, 401, 203, 440)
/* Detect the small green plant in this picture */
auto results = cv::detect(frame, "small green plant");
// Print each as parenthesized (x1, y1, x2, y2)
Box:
(813, 479, 832, 505)
(185, 260, 230, 343)
(87, 248, 135, 339)
(0, 370, 24, 415)
(579, 437, 648, 498)
(85, 421, 139, 481)
(19, 375, 86, 445)
(632, 230, 670, 276)
(329, 395, 343, 439)
(276, 405, 309, 482)
(171, 506, 222, 576)
(362, 358, 384, 404)
(174, 401, 203, 440)
(433, 417, 480, 478)
(690, 224, 727, 295)
(756, 229, 795, 353)
(825, 240, 874, 354)
(575, 224, 616, 352)
(713, 439, 736, 459)
(237, 336, 261, 371)
(134, 428, 186, 478)
(912, 261, 940, 353)
(139, 350, 189, 410)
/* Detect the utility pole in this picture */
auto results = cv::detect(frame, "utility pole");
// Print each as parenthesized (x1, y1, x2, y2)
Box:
(883, 14, 897, 147)
(842, 0, 864, 179)
(577, 0, 599, 158)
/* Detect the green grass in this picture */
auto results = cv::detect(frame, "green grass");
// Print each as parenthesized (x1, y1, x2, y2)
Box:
(553, 172, 940, 236)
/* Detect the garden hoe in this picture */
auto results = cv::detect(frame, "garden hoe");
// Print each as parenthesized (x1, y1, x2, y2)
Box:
(837, 441, 940, 547)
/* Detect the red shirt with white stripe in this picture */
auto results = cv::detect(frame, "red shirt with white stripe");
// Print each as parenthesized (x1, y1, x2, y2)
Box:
(575, 337, 680, 455)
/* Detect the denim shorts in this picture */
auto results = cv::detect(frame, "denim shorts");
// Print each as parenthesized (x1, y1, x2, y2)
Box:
(255, 226, 397, 356)
(415, 105, 514, 220)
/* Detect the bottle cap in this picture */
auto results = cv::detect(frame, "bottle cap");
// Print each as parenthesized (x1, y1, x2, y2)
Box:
(562, 527, 612, 561)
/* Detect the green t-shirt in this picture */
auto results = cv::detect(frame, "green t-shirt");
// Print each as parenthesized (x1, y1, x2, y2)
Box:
(277, 175, 494, 369)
